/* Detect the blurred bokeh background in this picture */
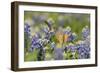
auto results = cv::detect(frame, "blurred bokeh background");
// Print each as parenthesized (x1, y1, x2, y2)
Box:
(24, 11, 90, 61)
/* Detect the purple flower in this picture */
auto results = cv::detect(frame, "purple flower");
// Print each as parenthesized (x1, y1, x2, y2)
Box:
(44, 31, 55, 40)
(42, 28, 49, 34)
(24, 23, 31, 37)
(82, 26, 90, 39)
(54, 48, 64, 60)
(64, 26, 71, 36)
(68, 32, 77, 42)
(65, 43, 76, 52)
(76, 41, 90, 59)
(29, 35, 43, 51)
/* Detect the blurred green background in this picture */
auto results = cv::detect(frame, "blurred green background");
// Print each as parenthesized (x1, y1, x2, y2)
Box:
(24, 11, 90, 61)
